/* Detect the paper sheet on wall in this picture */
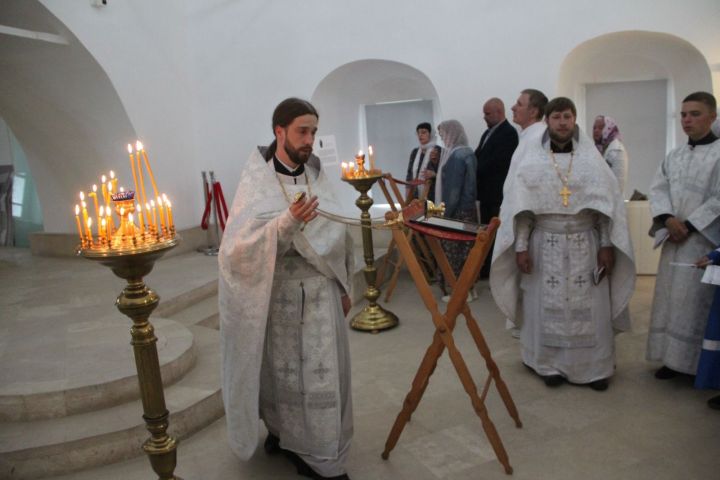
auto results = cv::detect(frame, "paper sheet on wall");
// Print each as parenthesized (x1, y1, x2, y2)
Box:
(701, 265, 720, 286)
(313, 135, 339, 166)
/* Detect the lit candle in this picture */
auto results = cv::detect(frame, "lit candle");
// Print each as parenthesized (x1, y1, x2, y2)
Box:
(348, 162, 355, 178)
(104, 216, 111, 244)
(135, 146, 148, 210)
(145, 202, 154, 228)
(100, 217, 106, 243)
(86, 217, 93, 245)
(368, 145, 375, 171)
(355, 150, 365, 174)
(156, 196, 166, 233)
(106, 208, 113, 237)
(341, 161, 348, 178)
(101, 175, 108, 205)
(166, 200, 174, 232)
(109, 170, 118, 197)
(80, 196, 89, 239)
(137, 141, 160, 202)
(128, 213, 135, 236)
(89, 185, 100, 226)
(75, 205, 84, 243)
(128, 143, 141, 203)
(136, 204, 145, 234)
(150, 200, 157, 230)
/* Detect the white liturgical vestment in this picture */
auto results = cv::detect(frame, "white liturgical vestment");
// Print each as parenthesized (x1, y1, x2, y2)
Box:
(491, 129, 635, 383)
(218, 147, 353, 476)
(647, 138, 720, 374)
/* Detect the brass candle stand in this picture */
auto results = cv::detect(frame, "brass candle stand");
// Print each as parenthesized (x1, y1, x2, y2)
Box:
(342, 173, 399, 332)
(80, 238, 181, 480)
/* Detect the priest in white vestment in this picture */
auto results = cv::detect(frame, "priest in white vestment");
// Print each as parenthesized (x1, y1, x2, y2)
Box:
(647, 91, 720, 380)
(491, 97, 635, 391)
(219, 98, 354, 480)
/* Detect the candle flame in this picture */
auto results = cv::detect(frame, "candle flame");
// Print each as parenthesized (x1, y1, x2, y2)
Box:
(101, 175, 107, 183)
(136, 140, 144, 151)
(79, 191, 85, 201)
(119, 187, 125, 193)
(368, 145, 373, 155)
(349, 162, 355, 169)
(127, 143, 133, 154)
(166, 200, 172, 208)
(157, 196, 163, 206)
(162, 193, 168, 202)
(137, 203, 142, 212)
(107, 182, 113, 192)
(75, 204, 80, 215)
(150, 199, 155, 207)
(145, 203, 151, 210)
(128, 213, 134, 223)
(109, 170, 115, 179)
(92, 184, 97, 192)
(101, 218, 106, 226)
(120, 207, 125, 216)
(87, 217, 92, 228)
(82, 200, 87, 208)
(99, 205, 104, 216)
(357, 150, 363, 157)
(106, 209, 111, 217)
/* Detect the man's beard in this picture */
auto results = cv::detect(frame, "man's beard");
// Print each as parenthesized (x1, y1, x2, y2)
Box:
(549, 129, 573, 145)
(284, 139, 312, 165)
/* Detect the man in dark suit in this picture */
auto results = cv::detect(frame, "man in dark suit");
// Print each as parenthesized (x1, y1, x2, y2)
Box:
(475, 98, 519, 278)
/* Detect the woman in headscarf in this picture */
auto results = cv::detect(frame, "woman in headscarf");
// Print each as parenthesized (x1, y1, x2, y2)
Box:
(593, 115, 629, 196)
(435, 119, 478, 300)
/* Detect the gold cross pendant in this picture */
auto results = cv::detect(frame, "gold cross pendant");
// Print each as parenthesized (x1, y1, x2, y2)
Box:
(559, 185, 571, 207)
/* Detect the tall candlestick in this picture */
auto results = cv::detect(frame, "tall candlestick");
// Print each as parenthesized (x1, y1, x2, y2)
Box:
(137, 141, 160, 201)
(75, 205, 84, 243)
(128, 144, 141, 202)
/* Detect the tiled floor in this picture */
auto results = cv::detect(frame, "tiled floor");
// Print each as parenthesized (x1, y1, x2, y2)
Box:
(1, 248, 718, 479)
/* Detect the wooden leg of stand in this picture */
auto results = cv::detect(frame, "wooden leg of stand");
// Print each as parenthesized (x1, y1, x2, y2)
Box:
(384, 253, 404, 302)
(463, 309, 522, 428)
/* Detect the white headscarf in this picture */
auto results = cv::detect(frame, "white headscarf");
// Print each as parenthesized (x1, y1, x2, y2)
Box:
(436, 119, 470, 202)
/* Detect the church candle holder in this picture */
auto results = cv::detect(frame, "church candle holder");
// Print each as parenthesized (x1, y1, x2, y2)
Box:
(341, 173, 399, 333)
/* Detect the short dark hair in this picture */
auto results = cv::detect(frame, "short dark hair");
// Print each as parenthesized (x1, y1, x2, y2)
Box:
(416, 122, 432, 133)
(272, 97, 318, 133)
(682, 91, 717, 112)
(522, 88, 548, 121)
(545, 97, 577, 117)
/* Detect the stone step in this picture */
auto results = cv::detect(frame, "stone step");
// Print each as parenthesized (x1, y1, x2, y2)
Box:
(166, 294, 219, 330)
(154, 278, 217, 318)
(0, 317, 196, 422)
(0, 325, 223, 480)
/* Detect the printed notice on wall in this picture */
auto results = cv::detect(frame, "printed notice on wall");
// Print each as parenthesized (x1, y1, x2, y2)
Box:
(314, 135, 339, 166)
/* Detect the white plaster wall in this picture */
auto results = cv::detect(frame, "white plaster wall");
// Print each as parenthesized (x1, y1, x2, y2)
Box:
(5, 0, 718, 233)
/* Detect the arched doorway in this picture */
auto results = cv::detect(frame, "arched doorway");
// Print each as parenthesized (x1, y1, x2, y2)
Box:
(0, 0, 135, 247)
(311, 59, 440, 210)
(557, 31, 713, 197)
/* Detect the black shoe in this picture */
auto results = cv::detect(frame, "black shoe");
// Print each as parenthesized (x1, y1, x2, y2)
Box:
(708, 395, 720, 410)
(654, 366, 680, 380)
(263, 432, 281, 455)
(589, 378, 609, 391)
(283, 449, 350, 479)
(542, 374, 564, 387)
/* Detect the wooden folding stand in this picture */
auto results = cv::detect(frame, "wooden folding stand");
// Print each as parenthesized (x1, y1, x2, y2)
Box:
(376, 175, 436, 301)
(381, 202, 522, 475)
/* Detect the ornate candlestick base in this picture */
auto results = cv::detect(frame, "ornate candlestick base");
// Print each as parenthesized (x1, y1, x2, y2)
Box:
(81, 238, 182, 480)
(342, 173, 398, 333)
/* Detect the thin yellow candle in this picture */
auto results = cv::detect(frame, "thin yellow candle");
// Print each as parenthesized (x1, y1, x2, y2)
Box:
(89, 185, 100, 225)
(104, 216, 111, 244)
(150, 200, 157, 231)
(137, 141, 160, 202)
(128, 144, 141, 201)
(106, 209, 113, 237)
(128, 213, 135, 237)
(109, 170, 118, 197)
(145, 202, 154, 227)
(100, 217, 106, 243)
(74, 205, 84, 243)
(162, 194, 172, 231)
(341, 161, 347, 178)
(368, 145, 375, 171)
(136, 204, 145, 234)
(156, 196, 166, 233)
(348, 162, 355, 178)
(86, 217, 93, 245)
(80, 196, 89, 238)
(135, 149, 148, 210)
(101, 175, 108, 205)
(166, 200, 174, 231)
